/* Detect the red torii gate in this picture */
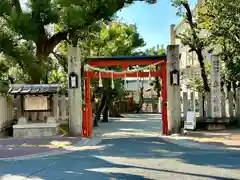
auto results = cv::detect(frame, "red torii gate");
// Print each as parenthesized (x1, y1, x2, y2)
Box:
(82, 55, 168, 137)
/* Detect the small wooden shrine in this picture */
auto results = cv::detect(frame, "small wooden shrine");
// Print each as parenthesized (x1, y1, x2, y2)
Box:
(8, 84, 61, 138)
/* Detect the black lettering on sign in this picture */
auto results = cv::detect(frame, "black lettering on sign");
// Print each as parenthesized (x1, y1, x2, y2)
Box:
(213, 96, 220, 104)
(213, 80, 220, 87)
(213, 60, 220, 72)
(214, 105, 219, 112)
(70, 56, 77, 66)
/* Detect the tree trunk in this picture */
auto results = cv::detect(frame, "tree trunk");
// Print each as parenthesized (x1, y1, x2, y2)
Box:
(93, 89, 106, 126)
(197, 50, 210, 92)
(31, 79, 41, 84)
(233, 81, 237, 100)
(136, 86, 144, 113)
(109, 101, 116, 117)
(102, 90, 112, 122)
(102, 100, 110, 122)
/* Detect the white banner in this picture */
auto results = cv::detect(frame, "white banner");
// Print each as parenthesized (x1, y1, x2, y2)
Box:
(211, 55, 221, 117)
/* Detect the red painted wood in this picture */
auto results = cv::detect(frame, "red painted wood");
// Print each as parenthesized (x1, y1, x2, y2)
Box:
(88, 59, 165, 67)
(85, 77, 92, 137)
(82, 77, 92, 137)
(85, 71, 161, 78)
(160, 63, 168, 135)
(83, 56, 168, 137)
(82, 107, 88, 137)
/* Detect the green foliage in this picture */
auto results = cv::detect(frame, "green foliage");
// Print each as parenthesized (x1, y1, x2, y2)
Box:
(198, 0, 240, 83)
(0, 80, 9, 93)
(0, 0, 156, 83)
(171, 0, 210, 92)
(55, 19, 145, 101)
(187, 62, 211, 93)
(136, 45, 166, 97)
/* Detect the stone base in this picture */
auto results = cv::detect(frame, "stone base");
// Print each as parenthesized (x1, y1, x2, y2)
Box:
(207, 124, 226, 131)
(13, 123, 60, 138)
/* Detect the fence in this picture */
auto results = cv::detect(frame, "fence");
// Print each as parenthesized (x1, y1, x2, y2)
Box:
(0, 94, 70, 132)
(0, 95, 14, 131)
(182, 89, 240, 122)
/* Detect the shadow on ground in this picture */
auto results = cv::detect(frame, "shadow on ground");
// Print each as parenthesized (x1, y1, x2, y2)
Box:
(182, 139, 240, 148)
(0, 136, 239, 179)
(0, 114, 239, 179)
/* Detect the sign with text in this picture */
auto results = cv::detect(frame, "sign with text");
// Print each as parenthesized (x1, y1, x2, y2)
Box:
(24, 96, 49, 111)
(211, 55, 221, 117)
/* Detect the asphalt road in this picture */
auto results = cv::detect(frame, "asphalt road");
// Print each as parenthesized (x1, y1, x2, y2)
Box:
(0, 114, 240, 180)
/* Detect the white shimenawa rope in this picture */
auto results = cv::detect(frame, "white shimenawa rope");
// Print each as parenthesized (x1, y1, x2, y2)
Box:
(111, 72, 114, 89)
(99, 72, 103, 87)
(124, 72, 127, 89)
(84, 61, 161, 74)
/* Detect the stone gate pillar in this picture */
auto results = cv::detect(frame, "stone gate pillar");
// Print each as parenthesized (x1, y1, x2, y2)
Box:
(167, 45, 181, 134)
(68, 46, 82, 136)
(211, 55, 221, 118)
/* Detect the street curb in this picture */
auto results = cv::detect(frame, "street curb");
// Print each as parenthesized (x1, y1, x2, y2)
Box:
(160, 136, 240, 151)
(0, 138, 102, 161)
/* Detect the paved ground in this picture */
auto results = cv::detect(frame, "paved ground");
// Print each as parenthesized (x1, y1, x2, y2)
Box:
(0, 137, 84, 159)
(0, 114, 240, 180)
(166, 129, 240, 150)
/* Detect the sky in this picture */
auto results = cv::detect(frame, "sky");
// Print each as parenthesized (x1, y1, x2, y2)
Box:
(20, 0, 197, 48)
(116, 0, 197, 48)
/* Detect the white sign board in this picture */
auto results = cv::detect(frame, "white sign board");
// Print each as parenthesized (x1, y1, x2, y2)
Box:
(184, 111, 196, 130)
(211, 55, 221, 117)
(24, 96, 48, 111)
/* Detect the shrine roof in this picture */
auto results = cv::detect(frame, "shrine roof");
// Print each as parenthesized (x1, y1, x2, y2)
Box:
(8, 84, 61, 94)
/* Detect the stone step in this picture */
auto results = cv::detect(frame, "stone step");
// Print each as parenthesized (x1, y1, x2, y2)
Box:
(207, 124, 226, 130)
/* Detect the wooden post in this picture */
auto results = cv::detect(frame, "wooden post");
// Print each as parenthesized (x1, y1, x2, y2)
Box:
(228, 91, 234, 117)
(198, 92, 204, 117)
(221, 92, 226, 117)
(82, 76, 92, 137)
(59, 95, 67, 120)
(161, 63, 168, 135)
(236, 87, 240, 124)
(183, 92, 188, 119)
(53, 94, 59, 121)
(85, 76, 92, 137)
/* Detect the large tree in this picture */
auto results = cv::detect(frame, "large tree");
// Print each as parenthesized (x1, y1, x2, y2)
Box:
(145, 45, 165, 98)
(88, 21, 145, 125)
(55, 20, 145, 125)
(0, 0, 156, 83)
(171, 0, 210, 92)
(198, 0, 240, 88)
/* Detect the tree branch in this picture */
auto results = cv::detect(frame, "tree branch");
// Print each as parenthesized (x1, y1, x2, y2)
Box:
(52, 51, 68, 73)
(45, 0, 155, 54)
(11, 0, 22, 14)
(44, 31, 69, 55)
